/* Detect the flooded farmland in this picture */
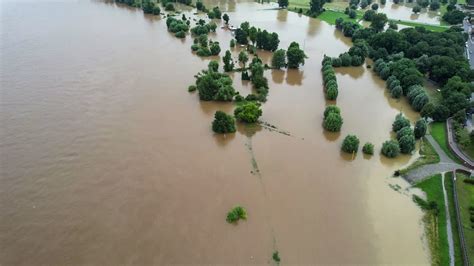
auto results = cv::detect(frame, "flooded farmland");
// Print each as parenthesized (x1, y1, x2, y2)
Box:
(1, 0, 431, 264)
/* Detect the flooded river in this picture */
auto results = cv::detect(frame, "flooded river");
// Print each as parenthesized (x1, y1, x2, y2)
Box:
(1, 0, 430, 264)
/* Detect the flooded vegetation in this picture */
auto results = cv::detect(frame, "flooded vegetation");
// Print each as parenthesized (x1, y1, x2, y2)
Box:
(6, 0, 469, 264)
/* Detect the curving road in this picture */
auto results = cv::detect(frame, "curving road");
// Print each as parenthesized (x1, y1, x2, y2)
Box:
(403, 135, 471, 183)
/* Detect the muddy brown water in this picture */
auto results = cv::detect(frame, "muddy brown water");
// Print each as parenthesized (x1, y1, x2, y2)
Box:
(1, 0, 430, 264)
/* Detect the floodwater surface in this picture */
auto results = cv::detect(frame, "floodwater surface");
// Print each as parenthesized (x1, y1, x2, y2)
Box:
(1, 0, 430, 264)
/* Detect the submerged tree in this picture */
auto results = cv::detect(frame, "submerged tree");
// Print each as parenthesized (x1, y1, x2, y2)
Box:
(212, 111, 236, 133)
(341, 135, 360, 153)
(287, 42, 306, 68)
(234, 102, 262, 123)
(271, 49, 287, 69)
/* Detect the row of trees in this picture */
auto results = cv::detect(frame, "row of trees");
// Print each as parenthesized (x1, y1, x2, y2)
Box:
(338, 24, 473, 121)
(211, 101, 263, 134)
(322, 56, 339, 100)
(191, 35, 221, 56)
(341, 135, 374, 155)
(166, 16, 189, 38)
(380, 114, 427, 157)
(234, 22, 280, 52)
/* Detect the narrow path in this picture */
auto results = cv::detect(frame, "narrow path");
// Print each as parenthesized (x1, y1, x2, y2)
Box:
(403, 136, 470, 183)
(442, 172, 455, 266)
(446, 118, 474, 169)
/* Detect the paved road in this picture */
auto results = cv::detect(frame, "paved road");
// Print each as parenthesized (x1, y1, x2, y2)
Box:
(403, 135, 471, 183)
(442, 172, 455, 266)
(462, 19, 474, 69)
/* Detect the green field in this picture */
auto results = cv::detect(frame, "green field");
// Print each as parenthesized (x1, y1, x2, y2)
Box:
(444, 172, 464, 265)
(399, 137, 440, 175)
(455, 172, 474, 263)
(415, 174, 450, 266)
(430, 122, 462, 163)
(317, 10, 361, 24)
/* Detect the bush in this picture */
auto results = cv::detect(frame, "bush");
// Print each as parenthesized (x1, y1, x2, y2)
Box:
(226, 206, 247, 223)
(212, 111, 236, 133)
(363, 142, 374, 155)
(234, 102, 262, 123)
(342, 135, 360, 153)
(188, 85, 197, 92)
(381, 140, 400, 158)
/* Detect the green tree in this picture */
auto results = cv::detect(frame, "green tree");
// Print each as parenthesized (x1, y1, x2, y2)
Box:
(392, 113, 411, 132)
(223, 13, 229, 24)
(208, 60, 219, 72)
(412, 5, 421, 13)
(414, 119, 427, 139)
(399, 134, 416, 154)
(420, 102, 435, 118)
(342, 135, 360, 153)
(235, 28, 248, 45)
(310, 0, 324, 14)
(363, 142, 374, 155)
(238, 51, 249, 68)
(195, 70, 235, 101)
(278, 0, 289, 8)
(223, 50, 234, 72)
(271, 49, 286, 69)
(381, 140, 400, 158)
(371, 3, 379, 10)
(391, 85, 402, 98)
(234, 102, 262, 123)
(370, 13, 388, 32)
(209, 42, 221, 56)
(287, 42, 306, 68)
(323, 112, 343, 132)
(212, 111, 236, 133)
(324, 105, 340, 118)
(165, 2, 175, 11)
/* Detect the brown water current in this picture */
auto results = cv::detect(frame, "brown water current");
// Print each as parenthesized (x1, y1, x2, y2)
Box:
(1, 0, 430, 264)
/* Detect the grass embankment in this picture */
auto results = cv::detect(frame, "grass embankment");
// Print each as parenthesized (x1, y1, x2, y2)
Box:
(444, 172, 464, 265)
(392, 20, 449, 32)
(415, 174, 449, 265)
(286, 0, 449, 31)
(399, 137, 440, 175)
(455, 172, 474, 263)
(430, 122, 463, 164)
